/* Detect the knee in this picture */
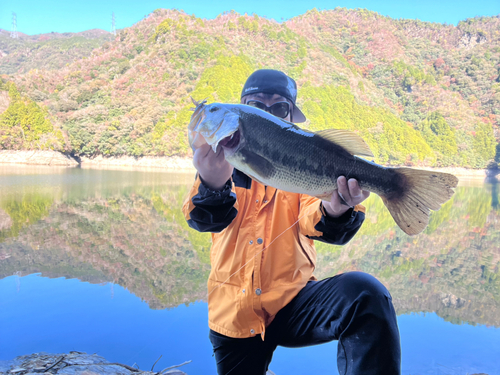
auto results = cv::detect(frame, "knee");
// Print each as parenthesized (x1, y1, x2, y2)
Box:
(337, 272, 398, 330)
(339, 271, 392, 302)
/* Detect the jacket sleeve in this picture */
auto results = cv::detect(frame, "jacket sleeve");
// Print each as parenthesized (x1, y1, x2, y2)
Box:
(182, 175, 238, 233)
(298, 194, 365, 245)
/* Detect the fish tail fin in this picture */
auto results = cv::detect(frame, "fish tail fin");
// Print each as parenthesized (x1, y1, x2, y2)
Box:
(382, 168, 459, 236)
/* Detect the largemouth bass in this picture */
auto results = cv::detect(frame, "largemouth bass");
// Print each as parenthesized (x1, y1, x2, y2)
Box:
(188, 99, 459, 236)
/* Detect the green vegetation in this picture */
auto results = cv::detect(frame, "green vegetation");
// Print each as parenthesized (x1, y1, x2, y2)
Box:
(300, 85, 434, 164)
(0, 194, 54, 241)
(151, 54, 253, 156)
(321, 44, 359, 75)
(417, 112, 457, 166)
(0, 83, 65, 150)
(473, 122, 496, 164)
(393, 60, 437, 90)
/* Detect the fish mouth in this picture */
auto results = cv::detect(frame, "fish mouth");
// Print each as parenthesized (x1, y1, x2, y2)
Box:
(219, 130, 241, 154)
(188, 98, 241, 154)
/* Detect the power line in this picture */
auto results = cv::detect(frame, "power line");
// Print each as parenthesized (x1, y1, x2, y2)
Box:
(11, 12, 18, 39)
(111, 12, 116, 35)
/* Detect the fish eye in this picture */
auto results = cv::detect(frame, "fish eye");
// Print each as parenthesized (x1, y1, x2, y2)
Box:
(209, 106, 220, 113)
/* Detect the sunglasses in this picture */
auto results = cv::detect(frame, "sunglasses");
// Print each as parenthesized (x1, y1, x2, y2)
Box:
(246, 100, 291, 119)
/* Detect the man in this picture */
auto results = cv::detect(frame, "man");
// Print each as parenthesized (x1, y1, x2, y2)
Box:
(183, 69, 401, 374)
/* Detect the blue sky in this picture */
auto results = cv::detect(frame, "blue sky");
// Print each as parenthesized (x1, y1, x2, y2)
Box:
(0, 0, 499, 35)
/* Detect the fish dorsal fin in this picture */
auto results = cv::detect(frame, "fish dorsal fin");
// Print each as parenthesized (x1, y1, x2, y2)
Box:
(315, 129, 374, 157)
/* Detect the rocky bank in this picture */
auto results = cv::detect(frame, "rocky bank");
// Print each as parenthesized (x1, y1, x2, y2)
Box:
(0, 151, 78, 167)
(0, 352, 189, 375)
(0, 151, 196, 171)
(79, 155, 195, 171)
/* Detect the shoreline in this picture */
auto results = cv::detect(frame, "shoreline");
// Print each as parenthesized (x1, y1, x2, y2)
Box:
(80, 154, 196, 172)
(0, 150, 196, 172)
(0, 149, 495, 177)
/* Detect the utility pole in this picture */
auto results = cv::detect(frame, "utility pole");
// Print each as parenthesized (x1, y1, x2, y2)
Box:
(11, 12, 18, 39)
(111, 12, 116, 35)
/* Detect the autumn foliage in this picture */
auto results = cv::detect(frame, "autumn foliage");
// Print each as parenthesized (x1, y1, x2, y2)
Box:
(0, 8, 499, 167)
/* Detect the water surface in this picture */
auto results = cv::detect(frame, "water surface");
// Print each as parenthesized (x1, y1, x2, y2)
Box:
(0, 166, 499, 374)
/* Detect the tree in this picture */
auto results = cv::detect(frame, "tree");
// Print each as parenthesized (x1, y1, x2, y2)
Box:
(0, 83, 64, 150)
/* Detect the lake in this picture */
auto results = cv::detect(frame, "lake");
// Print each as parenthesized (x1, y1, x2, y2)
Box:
(0, 165, 499, 375)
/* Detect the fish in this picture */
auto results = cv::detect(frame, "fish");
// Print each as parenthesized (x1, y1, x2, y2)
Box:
(188, 98, 459, 236)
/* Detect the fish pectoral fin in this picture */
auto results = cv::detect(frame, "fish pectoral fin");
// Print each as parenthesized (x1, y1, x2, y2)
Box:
(315, 129, 374, 157)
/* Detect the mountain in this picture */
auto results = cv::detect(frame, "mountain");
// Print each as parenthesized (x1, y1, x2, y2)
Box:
(0, 8, 499, 167)
(0, 28, 113, 74)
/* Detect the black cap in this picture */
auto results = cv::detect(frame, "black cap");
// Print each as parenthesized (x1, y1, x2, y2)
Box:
(241, 69, 306, 123)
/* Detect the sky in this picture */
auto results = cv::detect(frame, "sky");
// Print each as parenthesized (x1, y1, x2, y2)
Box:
(0, 0, 499, 36)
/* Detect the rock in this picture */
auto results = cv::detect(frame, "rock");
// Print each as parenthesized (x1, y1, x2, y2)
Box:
(58, 364, 131, 374)
(441, 293, 466, 308)
(458, 32, 487, 49)
(0, 359, 22, 373)
(63, 358, 95, 365)
(1, 352, 191, 374)
(10, 368, 26, 373)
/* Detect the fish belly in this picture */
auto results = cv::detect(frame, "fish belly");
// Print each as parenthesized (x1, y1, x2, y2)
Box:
(227, 149, 341, 198)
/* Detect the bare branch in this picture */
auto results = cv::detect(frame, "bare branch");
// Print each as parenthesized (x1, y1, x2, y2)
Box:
(159, 360, 192, 374)
(151, 355, 163, 372)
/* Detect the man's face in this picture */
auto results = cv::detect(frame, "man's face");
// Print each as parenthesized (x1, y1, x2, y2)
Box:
(241, 93, 293, 123)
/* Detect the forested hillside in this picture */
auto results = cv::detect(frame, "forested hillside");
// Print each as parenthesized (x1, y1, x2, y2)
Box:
(0, 28, 113, 74)
(0, 8, 499, 167)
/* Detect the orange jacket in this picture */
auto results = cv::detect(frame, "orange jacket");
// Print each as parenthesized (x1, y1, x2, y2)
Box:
(182, 170, 365, 339)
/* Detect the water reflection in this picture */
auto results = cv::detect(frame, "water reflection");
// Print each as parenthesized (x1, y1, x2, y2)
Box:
(486, 176, 499, 211)
(0, 167, 210, 310)
(0, 168, 499, 329)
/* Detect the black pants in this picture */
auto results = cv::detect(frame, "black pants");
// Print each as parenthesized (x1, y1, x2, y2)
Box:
(209, 272, 401, 375)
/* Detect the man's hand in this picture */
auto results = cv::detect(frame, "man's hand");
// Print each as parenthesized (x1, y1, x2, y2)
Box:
(193, 143, 234, 190)
(322, 176, 370, 218)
